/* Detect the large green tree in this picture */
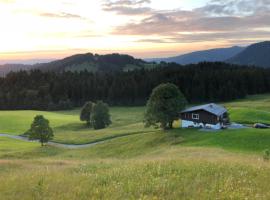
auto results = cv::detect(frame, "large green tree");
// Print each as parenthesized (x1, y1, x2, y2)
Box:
(91, 101, 111, 130)
(28, 115, 54, 146)
(80, 101, 94, 126)
(144, 83, 187, 130)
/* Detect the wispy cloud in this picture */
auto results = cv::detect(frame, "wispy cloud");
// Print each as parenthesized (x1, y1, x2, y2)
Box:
(40, 12, 85, 19)
(102, 0, 152, 15)
(111, 0, 270, 45)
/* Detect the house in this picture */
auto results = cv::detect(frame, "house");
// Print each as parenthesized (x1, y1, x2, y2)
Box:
(180, 103, 229, 129)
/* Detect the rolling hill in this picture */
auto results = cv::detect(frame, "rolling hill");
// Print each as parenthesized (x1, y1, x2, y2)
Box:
(227, 41, 270, 68)
(147, 46, 245, 64)
(36, 53, 147, 72)
(1, 41, 270, 76)
(0, 53, 149, 76)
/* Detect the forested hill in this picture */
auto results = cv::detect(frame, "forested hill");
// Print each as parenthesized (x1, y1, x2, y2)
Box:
(1, 62, 270, 110)
(0, 53, 149, 76)
(227, 41, 270, 68)
(1, 41, 270, 76)
(36, 53, 148, 72)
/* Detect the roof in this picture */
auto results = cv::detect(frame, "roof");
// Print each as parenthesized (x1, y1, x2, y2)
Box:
(181, 103, 227, 116)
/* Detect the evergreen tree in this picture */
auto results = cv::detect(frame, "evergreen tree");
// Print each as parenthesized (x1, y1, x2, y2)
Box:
(0, 62, 270, 110)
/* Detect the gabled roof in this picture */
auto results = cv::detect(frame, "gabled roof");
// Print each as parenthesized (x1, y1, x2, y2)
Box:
(181, 103, 227, 116)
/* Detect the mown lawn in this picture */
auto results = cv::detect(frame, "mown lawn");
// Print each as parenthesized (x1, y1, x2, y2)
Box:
(0, 107, 154, 144)
(225, 94, 270, 124)
(52, 107, 153, 144)
(0, 110, 80, 134)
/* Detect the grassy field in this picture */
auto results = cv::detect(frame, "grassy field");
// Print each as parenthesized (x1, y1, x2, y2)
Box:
(224, 94, 270, 124)
(1, 94, 270, 199)
(0, 107, 153, 144)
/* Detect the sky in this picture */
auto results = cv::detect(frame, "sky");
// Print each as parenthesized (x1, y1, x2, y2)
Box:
(0, 0, 270, 63)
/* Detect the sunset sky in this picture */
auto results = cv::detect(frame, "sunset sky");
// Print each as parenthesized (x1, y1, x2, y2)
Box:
(0, 0, 270, 63)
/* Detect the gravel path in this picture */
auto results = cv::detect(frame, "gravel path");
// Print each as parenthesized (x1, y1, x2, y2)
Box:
(0, 133, 104, 149)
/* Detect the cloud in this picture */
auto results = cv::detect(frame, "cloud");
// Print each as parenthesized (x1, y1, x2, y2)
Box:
(136, 30, 270, 44)
(40, 12, 85, 19)
(102, 0, 152, 15)
(200, 0, 270, 16)
(110, 0, 270, 44)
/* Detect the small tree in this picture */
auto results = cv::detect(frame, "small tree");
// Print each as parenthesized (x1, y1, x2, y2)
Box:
(28, 115, 54, 146)
(144, 83, 187, 130)
(91, 101, 111, 130)
(80, 101, 94, 126)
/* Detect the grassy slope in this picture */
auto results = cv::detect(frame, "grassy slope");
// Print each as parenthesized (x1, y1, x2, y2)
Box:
(1, 132, 270, 199)
(225, 94, 270, 124)
(0, 107, 154, 144)
(1, 154, 270, 200)
(0, 110, 79, 134)
(1, 94, 270, 199)
(53, 107, 154, 144)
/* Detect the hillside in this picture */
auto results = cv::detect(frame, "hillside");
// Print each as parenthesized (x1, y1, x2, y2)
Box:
(1, 94, 270, 199)
(147, 46, 245, 64)
(0, 53, 149, 75)
(227, 41, 270, 68)
(37, 53, 147, 72)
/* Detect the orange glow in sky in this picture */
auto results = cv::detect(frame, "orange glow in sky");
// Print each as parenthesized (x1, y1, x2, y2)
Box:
(0, 0, 269, 63)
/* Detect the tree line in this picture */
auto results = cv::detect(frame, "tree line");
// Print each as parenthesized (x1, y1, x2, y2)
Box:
(0, 62, 270, 110)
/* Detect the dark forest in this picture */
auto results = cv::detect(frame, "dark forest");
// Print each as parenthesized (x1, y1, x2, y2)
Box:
(0, 62, 269, 110)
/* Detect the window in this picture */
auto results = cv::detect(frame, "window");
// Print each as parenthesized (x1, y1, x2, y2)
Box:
(192, 113, 199, 120)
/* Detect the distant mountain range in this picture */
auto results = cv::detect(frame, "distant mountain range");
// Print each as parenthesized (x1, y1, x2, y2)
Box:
(147, 41, 270, 68)
(147, 46, 245, 64)
(0, 41, 270, 76)
(227, 41, 270, 68)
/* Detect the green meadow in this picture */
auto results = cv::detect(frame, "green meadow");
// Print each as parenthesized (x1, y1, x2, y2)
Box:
(1, 94, 270, 199)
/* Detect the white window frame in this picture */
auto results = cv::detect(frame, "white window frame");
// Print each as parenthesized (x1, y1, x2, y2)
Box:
(192, 113, 199, 120)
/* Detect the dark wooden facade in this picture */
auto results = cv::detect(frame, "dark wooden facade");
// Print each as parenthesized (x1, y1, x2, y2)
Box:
(181, 109, 222, 125)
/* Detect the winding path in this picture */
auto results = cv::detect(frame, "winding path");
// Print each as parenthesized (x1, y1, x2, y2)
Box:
(0, 133, 105, 149)
(0, 131, 154, 149)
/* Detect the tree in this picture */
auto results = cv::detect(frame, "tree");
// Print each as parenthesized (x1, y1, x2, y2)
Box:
(80, 101, 94, 126)
(28, 115, 54, 146)
(144, 83, 187, 130)
(90, 101, 111, 130)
